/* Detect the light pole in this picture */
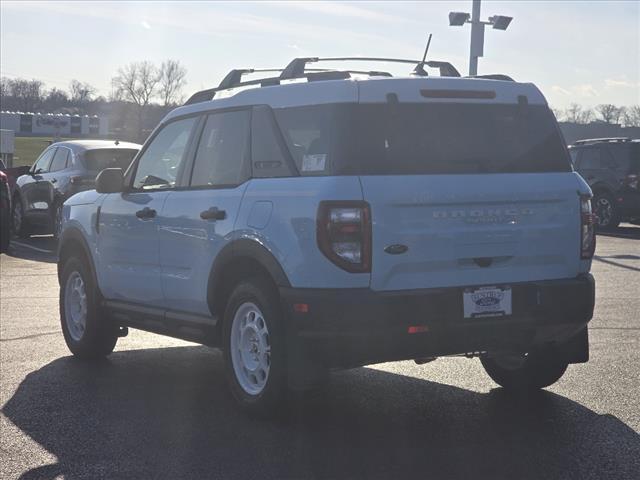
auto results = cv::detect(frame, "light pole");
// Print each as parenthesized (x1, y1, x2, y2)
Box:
(449, 0, 513, 76)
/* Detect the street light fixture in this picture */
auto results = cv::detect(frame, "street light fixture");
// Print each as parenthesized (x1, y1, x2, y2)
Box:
(449, 0, 513, 76)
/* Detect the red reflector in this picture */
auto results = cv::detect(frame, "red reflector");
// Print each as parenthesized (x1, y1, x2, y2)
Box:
(408, 325, 429, 334)
(293, 303, 309, 313)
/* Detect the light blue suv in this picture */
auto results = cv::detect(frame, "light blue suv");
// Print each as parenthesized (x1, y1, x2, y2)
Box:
(58, 58, 596, 413)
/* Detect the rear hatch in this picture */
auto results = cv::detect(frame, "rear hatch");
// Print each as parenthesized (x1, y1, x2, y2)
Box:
(352, 90, 580, 291)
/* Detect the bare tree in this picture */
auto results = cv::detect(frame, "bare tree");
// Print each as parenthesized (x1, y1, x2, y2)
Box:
(595, 104, 624, 124)
(549, 106, 564, 121)
(112, 61, 160, 139)
(623, 105, 640, 127)
(69, 80, 96, 105)
(44, 88, 70, 112)
(113, 61, 159, 107)
(7, 78, 44, 112)
(158, 60, 187, 107)
(564, 103, 593, 124)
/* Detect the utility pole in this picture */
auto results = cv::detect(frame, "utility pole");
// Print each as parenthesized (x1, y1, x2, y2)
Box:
(468, 0, 483, 76)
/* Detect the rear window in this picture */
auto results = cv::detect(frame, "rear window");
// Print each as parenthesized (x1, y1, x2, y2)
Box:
(83, 149, 138, 172)
(274, 103, 571, 175)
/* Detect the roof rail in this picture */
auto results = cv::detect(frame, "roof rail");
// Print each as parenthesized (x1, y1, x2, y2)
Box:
(184, 56, 461, 105)
(573, 137, 632, 145)
(467, 74, 515, 81)
(280, 57, 460, 79)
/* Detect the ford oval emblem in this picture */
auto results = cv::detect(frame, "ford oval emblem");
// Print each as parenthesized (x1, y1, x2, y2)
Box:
(384, 244, 408, 255)
(476, 297, 500, 307)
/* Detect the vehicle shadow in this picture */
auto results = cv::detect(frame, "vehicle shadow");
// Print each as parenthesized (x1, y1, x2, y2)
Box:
(597, 224, 640, 240)
(5, 236, 57, 264)
(3, 346, 639, 480)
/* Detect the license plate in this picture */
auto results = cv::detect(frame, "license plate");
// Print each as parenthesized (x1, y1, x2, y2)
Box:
(463, 286, 512, 318)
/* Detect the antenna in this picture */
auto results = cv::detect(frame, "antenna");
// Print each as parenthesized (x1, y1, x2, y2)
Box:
(421, 33, 433, 63)
(412, 34, 433, 76)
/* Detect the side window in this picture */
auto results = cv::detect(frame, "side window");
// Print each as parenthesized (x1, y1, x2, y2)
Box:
(606, 145, 629, 171)
(32, 148, 56, 173)
(191, 110, 250, 187)
(133, 117, 197, 190)
(251, 106, 294, 178)
(49, 148, 69, 172)
(578, 148, 601, 169)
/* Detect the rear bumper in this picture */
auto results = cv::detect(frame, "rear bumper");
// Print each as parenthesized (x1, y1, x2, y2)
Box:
(280, 274, 595, 369)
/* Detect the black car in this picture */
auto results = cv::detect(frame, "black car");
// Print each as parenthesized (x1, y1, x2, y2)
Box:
(569, 138, 640, 230)
(12, 140, 140, 238)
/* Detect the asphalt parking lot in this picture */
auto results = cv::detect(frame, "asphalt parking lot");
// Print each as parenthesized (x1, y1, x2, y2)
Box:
(1, 227, 639, 480)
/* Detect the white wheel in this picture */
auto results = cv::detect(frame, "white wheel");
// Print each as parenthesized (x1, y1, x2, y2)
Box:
(230, 302, 271, 396)
(64, 271, 87, 341)
(223, 278, 286, 414)
(59, 256, 117, 358)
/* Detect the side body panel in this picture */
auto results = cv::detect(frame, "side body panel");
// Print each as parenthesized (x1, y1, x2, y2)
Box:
(235, 176, 368, 289)
(158, 184, 249, 316)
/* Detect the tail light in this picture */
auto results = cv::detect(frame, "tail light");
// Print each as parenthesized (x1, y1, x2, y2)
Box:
(580, 195, 596, 259)
(317, 201, 371, 273)
(623, 174, 638, 190)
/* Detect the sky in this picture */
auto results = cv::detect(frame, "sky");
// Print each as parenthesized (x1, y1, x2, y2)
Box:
(1, 1, 638, 109)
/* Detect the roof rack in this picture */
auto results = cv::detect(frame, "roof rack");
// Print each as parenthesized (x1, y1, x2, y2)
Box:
(184, 56, 461, 105)
(279, 56, 460, 80)
(572, 137, 632, 145)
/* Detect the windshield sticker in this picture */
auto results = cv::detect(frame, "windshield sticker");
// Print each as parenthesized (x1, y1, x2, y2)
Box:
(302, 154, 327, 172)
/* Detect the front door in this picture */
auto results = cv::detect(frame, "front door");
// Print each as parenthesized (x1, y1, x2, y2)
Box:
(97, 116, 198, 306)
(20, 147, 56, 226)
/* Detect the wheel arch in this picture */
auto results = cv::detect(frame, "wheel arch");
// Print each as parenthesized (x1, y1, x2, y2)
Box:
(207, 238, 290, 320)
(57, 227, 98, 288)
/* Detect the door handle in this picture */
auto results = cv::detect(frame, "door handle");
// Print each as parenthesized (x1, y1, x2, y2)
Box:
(135, 207, 157, 219)
(200, 206, 226, 220)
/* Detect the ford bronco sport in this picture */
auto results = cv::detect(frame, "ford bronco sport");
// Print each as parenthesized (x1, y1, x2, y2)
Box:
(57, 57, 596, 413)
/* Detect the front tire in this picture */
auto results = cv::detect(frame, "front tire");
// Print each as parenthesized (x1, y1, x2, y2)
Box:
(223, 277, 287, 415)
(52, 202, 63, 239)
(480, 351, 568, 391)
(60, 256, 118, 359)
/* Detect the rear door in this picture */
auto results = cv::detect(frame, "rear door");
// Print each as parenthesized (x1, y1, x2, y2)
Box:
(352, 101, 580, 291)
(40, 146, 70, 207)
(158, 109, 251, 316)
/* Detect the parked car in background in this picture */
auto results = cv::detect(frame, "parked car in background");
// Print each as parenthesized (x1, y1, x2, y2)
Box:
(569, 138, 640, 230)
(13, 140, 140, 238)
(0, 170, 11, 252)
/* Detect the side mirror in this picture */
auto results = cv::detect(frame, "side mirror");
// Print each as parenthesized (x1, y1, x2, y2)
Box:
(96, 168, 124, 193)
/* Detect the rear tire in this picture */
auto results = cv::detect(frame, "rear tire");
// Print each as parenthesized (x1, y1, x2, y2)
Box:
(480, 351, 568, 391)
(60, 256, 118, 359)
(592, 192, 620, 230)
(12, 196, 30, 238)
(223, 277, 287, 416)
